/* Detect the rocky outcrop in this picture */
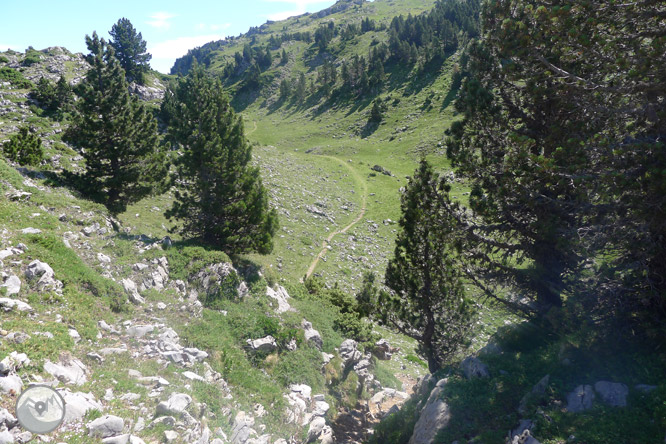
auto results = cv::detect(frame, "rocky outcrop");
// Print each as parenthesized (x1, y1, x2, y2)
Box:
(461, 356, 490, 379)
(340, 339, 362, 369)
(409, 378, 450, 444)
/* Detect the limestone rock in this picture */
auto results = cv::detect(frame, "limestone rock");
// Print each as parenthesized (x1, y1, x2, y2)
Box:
(566, 385, 595, 413)
(246, 336, 277, 353)
(0, 374, 22, 394)
(230, 411, 255, 444)
(0, 352, 30, 375)
(87, 415, 124, 438)
(61, 390, 102, 423)
(409, 379, 450, 444)
(302, 320, 323, 350)
(156, 393, 192, 416)
(594, 381, 628, 407)
(0, 275, 21, 295)
(25, 260, 62, 292)
(126, 324, 154, 338)
(266, 286, 291, 313)
(44, 358, 87, 385)
(0, 429, 13, 444)
(306, 416, 326, 443)
(122, 279, 144, 305)
(461, 356, 490, 379)
(0, 298, 32, 312)
(340, 339, 362, 369)
(0, 408, 18, 429)
(102, 434, 146, 444)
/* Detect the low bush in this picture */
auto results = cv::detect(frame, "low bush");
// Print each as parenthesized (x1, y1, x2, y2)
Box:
(0, 67, 33, 88)
(2, 126, 43, 166)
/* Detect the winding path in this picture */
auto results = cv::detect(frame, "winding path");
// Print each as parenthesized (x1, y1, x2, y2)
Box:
(305, 155, 367, 279)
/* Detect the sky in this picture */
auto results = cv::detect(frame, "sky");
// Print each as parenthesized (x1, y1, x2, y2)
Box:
(0, 0, 337, 73)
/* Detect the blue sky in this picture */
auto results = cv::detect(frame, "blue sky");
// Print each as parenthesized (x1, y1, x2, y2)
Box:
(0, 0, 336, 73)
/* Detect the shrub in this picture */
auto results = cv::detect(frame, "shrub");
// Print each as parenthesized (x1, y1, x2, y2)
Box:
(2, 126, 43, 166)
(22, 49, 41, 66)
(0, 67, 33, 89)
(0, 55, 8, 63)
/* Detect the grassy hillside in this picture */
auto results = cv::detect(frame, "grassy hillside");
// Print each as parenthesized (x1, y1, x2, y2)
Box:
(167, 0, 472, 289)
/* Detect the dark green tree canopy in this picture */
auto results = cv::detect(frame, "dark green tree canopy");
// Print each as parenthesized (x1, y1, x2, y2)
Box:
(109, 17, 152, 84)
(163, 64, 278, 254)
(378, 159, 473, 373)
(447, 0, 666, 321)
(64, 32, 166, 216)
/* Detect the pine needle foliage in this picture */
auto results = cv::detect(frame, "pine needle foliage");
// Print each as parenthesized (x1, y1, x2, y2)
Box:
(64, 32, 166, 216)
(163, 64, 278, 254)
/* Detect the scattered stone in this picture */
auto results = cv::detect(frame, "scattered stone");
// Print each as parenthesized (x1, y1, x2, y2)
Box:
(0, 298, 32, 312)
(68, 328, 81, 343)
(306, 416, 326, 443)
(122, 279, 144, 305)
(302, 320, 322, 350)
(98, 320, 120, 334)
(0, 275, 21, 295)
(24, 260, 61, 292)
(156, 393, 192, 416)
(461, 356, 490, 379)
(182, 371, 205, 382)
(509, 419, 541, 444)
(0, 352, 30, 375)
(246, 336, 277, 353)
(0, 374, 22, 394)
(60, 390, 102, 423)
(594, 381, 628, 407)
(87, 414, 124, 438)
(126, 324, 154, 338)
(0, 429, 13, 444)
(230, 411, 255, 444)
(21, 227, 41, 234)
(566, 385, 595, 413)
(44, 358, 87, 385)
(0, 408, 18, 428)
(164, 430, 179, 443)
(97, 253, 111, 263)
(102, 434, 146, 444)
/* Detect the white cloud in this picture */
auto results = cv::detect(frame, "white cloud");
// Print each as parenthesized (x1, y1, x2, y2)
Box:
(148, 34, 223, 73)
(147, 12, 176, 30)
(263, 0, 333, 21)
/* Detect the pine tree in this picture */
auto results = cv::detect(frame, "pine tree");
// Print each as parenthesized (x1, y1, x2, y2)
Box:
(109, 18, 151, 84)
(281, 48, 288, 65)
(64, 32, 166, 216)
(377, 159, 473, 373)
(163, 64, 278, 254)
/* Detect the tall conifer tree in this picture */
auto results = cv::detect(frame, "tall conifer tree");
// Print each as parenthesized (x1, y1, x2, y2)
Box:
(163, 64, 278, 254)
(64, 32, 166, 216)
(378, 159, 473, 373)
(109, 18, 152, 84)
